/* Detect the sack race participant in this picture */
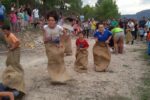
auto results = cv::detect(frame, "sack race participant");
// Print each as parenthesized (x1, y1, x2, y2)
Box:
(111, 26, 125, 54)
(93, 24, 112, 72)
(0, 25, 25, 100)
(74, 32, 89, 73)
(61, 20, 73, 56)
(43, 11, 70, 84)
(126, 26, 133, 44)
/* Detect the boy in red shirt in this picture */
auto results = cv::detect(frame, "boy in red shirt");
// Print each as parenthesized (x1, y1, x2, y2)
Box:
(74, 32, 89, 73)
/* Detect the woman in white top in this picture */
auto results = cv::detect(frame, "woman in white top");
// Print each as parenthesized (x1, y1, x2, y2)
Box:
(43, 11, 70, 84)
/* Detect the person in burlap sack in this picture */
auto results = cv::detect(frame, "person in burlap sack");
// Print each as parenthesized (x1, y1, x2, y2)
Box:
(93, 23, 112, 72)
(111, 26, 125, 54)
(43, 11, 71, 84)
(74, 32, 89, 73)
(0, 25, 25, 100)
(61, 21, 73, 56)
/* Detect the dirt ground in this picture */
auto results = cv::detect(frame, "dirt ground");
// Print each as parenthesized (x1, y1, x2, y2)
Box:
(0, 32, 147, 100)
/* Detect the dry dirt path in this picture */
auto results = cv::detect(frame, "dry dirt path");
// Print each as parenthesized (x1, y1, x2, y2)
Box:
(0, 39, 146, 100)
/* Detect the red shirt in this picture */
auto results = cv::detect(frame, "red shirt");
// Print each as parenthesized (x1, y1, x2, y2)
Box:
(76, 38, 89, 48)
(147, 32, 150, 41)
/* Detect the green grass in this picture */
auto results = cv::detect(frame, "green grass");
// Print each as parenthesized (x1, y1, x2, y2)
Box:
(123, 64, 129, 68)
(106, 96, 131, 100)
(139, 50, 150, 100)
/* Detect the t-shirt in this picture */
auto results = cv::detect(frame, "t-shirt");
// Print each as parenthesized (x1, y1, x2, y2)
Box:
(94, 30, 112, 42)
(4, 33, 20, 47)
(10, 13, 17, 23)
(111, 27, 123, 36)
(91, 21, 96, 30)
(76, 38, 89, 48)
(139, 20, 146, 28)
(128, 22, 135, 31)
(139, 29, 145, 35)
(145, 21, 150, 29)
(43, 25, 63, 43)
(32, 9, 39, 18)
(111, 20, 118, 27)
(0, 5, 5, 15)
(147, 32, 150, 41)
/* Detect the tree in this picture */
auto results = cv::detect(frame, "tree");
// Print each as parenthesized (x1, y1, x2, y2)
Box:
(82, 5, 95, 20)
(95, 0, 120, 20)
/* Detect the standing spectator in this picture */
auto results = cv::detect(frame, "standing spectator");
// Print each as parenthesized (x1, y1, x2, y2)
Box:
(32, 8, 39, 28)
(139, 17, 146, 28)
(25, 4, 32, 27)
(0, 2, 5, 27)
(17, 8, 24, 31)
(119, 19, 124, 28)
(145, 18, 150, 31)
(111, 18, 118, 28)
(134, 20, 138, 40)
(128, 19, 135, 44)
(23, 10, 29, 29)
(9, 10, 17, 33)
(10, 3, 16, 12)
(90, 18, 96, 35)
(139, 27, 145, 41)
(83, 21, 90, 38)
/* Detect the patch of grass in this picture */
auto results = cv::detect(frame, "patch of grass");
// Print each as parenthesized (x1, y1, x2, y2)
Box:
(123, 64, 129, 67)
(131, 48, 146, 52)
(106, 96, 131, 100)
(139, 50, 150, 100)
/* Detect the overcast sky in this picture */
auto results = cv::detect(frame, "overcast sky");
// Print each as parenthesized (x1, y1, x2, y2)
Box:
(82, 0, 150, 14)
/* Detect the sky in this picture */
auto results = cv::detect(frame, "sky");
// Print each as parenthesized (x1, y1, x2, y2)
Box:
(82, 0, 150, 14)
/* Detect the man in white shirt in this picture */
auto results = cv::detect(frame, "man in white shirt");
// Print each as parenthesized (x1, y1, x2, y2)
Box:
(32, 8, 39, 28)
(127, 20, 135, 44)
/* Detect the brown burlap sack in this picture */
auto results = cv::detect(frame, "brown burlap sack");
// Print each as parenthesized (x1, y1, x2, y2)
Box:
(126, 31, 132, 43)
(93, 42, 111, 72)
(45, 43, 70, 83)
(61, 36, 72, 56)
(74, 49, 88, 73)
(2, 48, 25, 94)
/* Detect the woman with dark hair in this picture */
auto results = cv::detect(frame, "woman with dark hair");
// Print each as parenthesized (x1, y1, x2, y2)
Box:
(93, 23, 112, 72)
(43, 11, 70, 84)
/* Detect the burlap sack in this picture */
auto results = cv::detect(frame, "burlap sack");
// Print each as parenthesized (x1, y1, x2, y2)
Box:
(61, 36, 72, 56)
(45, 43, 70, 83)
(2, 48, 25, 94)
(126, 31, 132, 43)
(74, 49, 88, 73)
(93, 42, 111, 72)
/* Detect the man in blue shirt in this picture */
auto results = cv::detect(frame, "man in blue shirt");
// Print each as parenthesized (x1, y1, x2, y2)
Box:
(94, 24, 112, 43)
(93, 23, 112, 72)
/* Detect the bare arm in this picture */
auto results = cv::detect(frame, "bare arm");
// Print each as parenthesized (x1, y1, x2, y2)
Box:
(0, 92, 14, 100)
(106, 36, 112, 44)
(10, 41, 20, 51)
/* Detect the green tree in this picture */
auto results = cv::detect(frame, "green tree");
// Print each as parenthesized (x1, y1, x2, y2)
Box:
(82, 5, 95, 20)
(95, 0, 120, 20)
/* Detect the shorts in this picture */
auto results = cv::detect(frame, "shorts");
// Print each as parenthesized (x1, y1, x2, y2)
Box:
(114, 32, 125, 41)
